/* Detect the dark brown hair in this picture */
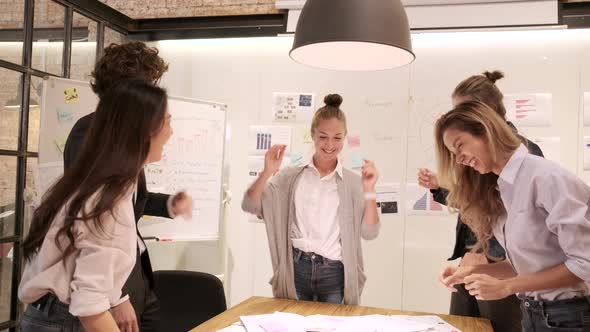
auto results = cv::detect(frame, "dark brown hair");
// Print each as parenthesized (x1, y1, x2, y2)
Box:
(23, 80, 168, 262)
(310, 94, 348, 135)
(91, 41, 169, 97)
(452, 70, 506, 119)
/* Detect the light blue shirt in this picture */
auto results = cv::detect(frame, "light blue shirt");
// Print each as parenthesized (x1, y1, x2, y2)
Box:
(495, 144, 590, 300)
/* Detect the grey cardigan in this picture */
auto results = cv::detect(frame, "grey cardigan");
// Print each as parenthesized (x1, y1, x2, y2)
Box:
(242, 166, 380, 305)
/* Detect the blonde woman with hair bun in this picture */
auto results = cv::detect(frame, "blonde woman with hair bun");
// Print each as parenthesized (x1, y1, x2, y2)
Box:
(242, 93, 380, 305)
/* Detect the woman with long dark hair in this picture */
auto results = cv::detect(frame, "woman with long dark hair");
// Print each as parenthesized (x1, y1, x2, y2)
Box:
(19, 80, 172, 332)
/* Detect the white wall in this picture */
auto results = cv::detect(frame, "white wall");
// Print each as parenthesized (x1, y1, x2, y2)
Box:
(145, 27, 590, 313)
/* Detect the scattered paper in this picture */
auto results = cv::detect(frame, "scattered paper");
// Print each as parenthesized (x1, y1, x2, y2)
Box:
(240, 312, 310, 332)
(235, 312, 461, 332)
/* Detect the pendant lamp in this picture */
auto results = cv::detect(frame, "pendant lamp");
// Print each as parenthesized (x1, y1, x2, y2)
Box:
(290, 0, 415, 71)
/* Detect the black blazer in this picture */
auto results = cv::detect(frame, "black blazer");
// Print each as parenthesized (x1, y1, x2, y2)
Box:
(64, 112, 172, 289)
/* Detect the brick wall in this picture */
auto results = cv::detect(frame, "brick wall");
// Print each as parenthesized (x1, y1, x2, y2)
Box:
(99, 0, 279, 18)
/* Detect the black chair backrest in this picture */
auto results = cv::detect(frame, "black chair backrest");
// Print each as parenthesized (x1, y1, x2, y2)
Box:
(153, 270, 227, 331)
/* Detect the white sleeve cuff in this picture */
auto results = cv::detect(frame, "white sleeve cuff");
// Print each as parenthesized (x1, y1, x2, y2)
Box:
(111, 294, 130, 308)
(69, 291, 111, 317)
(565, 259, 590, 282)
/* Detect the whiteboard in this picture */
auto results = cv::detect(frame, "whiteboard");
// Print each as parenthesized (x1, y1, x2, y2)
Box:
(139, 96, 226, 240)
(37, 77, 227, 240)
(39, 77, 99, 164)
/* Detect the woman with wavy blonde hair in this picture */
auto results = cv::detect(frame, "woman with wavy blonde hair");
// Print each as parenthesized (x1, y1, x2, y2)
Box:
(435, 100, 590, 332)
(419, 71, 543, 332)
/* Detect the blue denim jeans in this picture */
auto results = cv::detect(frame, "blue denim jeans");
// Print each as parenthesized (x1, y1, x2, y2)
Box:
(21, 293, 84, 332)
(521, 296, 590, 332)
(292, 247, 344, 304)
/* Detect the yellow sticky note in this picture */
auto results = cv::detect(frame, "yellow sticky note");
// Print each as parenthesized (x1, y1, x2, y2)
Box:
(303, 132, 313, 144)
(55, 138, 66, 153)
(64, 87, 79, 104)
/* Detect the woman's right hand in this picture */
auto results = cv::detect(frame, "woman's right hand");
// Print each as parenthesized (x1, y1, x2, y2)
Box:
(418, 168, 440, 190)
(438, 264, 474, 292)
(263, 144, 286, 176)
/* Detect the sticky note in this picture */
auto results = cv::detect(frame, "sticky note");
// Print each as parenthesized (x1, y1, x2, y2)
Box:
(290, 152, 304, 166)
(56, 107, 73, 123)
(351, 154, 363, 169)
(303, 131, 313, 144)
(347, 134, 361, 148)
(64, 87, 79, 104)
(55, 137, 66, 153)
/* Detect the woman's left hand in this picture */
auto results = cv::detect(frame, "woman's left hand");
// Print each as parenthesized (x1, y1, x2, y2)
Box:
(464, 274, 513, 300)
(362, 159, 379, 192)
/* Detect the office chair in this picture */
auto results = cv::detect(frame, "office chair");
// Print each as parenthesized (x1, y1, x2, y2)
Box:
(153, 270, 227, 331)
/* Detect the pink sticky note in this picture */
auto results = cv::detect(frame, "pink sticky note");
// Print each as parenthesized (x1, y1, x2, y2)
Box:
(347, 134, 361, 148)
(259, 320, 288, 332)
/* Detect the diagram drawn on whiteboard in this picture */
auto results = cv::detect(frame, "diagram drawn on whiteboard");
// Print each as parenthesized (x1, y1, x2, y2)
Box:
(406, 97, 452, 180)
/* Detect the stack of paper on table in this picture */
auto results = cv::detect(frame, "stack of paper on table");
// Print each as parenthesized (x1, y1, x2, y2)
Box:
(216, 312, 462, 332)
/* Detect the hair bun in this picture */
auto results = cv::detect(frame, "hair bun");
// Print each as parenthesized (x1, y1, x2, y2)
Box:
(324, 94, 343, 108)
(483, 70, 504, 83)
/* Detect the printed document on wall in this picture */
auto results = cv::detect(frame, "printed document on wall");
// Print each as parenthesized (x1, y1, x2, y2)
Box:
(505, 93, 552, 127)
(376, 183, 400, 215)
(249, 125, 292, 156)
(405, 183, 447, 216)
(273, 92, 315, 123)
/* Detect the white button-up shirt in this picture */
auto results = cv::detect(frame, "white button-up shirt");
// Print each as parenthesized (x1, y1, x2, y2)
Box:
(292, 159, 343, 261)
(495, 144, 590, 300)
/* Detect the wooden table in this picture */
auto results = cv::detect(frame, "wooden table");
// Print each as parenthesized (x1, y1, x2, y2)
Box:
(190, 296, 493, 331)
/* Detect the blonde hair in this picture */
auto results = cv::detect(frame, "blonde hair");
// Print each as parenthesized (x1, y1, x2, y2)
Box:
(435, 101, 521, 254)
(310, 94, 348, 135)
